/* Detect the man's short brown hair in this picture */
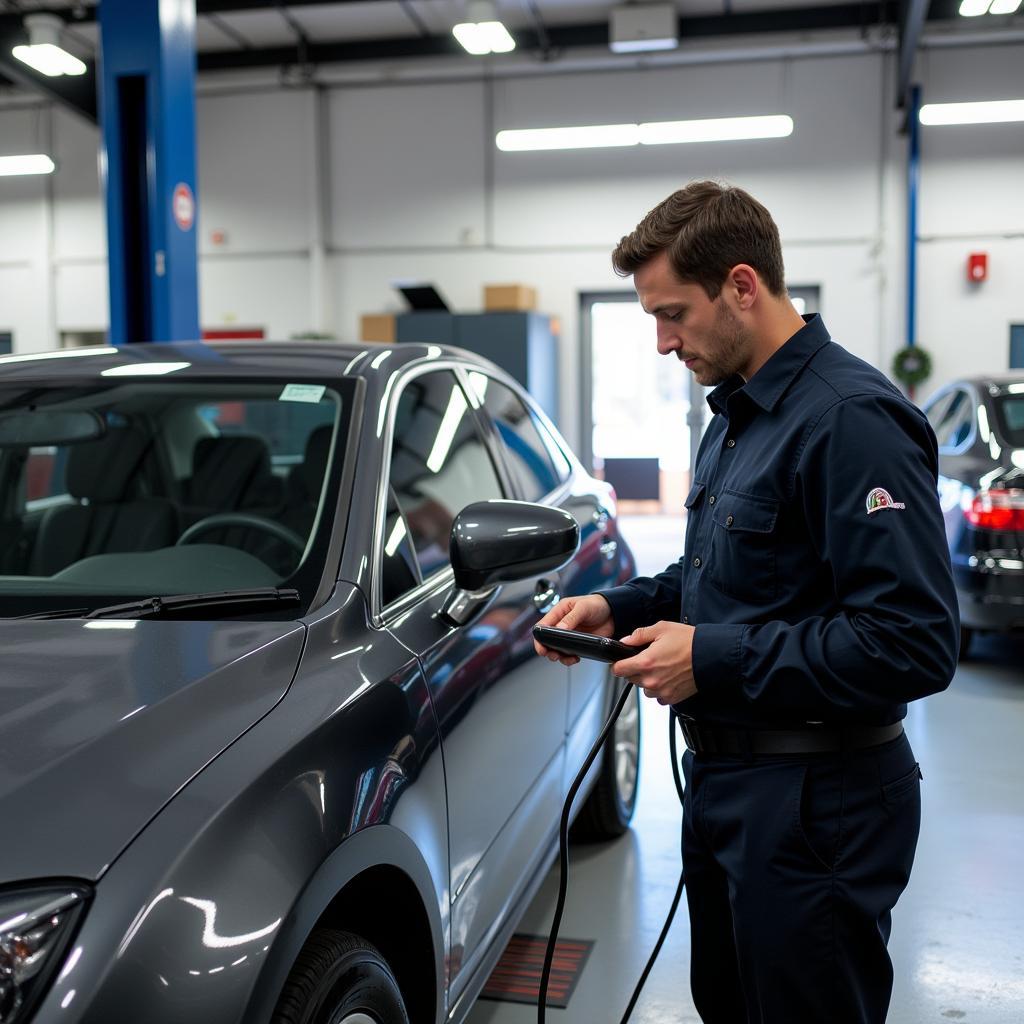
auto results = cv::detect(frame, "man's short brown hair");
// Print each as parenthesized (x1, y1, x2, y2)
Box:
(612, 180, 786, 299)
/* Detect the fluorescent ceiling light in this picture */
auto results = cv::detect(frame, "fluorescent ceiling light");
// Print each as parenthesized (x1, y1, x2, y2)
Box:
(640, 114, 794, 144)
(496, 123, 639, 151)
(453, 0, 515, 54)
(920, 99, 1024, 125)
(0, 154, 56, 177)
(11, 14, 85, 77)
(453, 21, 515, 54)
(100, 362, 191, 377)
(496, 114, 793, 152)
(12, 43, 86, 76)
(958, 0, 992, 13)
(988, 0, 1022, 12)
(611, 37, 678, 53)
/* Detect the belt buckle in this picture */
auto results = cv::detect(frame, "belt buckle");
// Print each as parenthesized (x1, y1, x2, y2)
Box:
(678, 716, 702, 754)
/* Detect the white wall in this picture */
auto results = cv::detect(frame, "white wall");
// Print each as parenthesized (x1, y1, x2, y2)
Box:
(0, 41, 1020, 445)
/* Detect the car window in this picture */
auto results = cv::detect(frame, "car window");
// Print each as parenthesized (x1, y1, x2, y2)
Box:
(993, 395, 1024, 446)
(923, 392, 953, 433)
(932, 389, 974, 451)
(467, 373, 568, 502)
(0, 378, 351, 618)
(386, 370, 505, 594)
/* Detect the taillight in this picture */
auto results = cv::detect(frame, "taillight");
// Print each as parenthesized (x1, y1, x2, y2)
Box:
(965, 489, 1024, 531)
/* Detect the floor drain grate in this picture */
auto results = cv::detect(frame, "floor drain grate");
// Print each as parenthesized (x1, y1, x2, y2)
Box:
(478, 934, 594, 1008)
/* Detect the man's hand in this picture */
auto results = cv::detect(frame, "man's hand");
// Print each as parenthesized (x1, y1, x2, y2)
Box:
(612, 621, 697, 705)
(533, 594, 615, 666)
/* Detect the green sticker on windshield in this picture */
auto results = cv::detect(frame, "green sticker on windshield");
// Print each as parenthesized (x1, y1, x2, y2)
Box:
(279, 384, 326, 404)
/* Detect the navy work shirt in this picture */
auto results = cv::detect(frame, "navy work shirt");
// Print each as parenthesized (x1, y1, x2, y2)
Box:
(601, 315, 959, 729)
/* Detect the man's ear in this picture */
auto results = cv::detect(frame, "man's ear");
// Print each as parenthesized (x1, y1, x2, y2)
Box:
(728, 264, 759, 311)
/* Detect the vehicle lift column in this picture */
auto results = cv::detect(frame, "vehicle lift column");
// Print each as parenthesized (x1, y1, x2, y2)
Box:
(98, 0, 199, 345)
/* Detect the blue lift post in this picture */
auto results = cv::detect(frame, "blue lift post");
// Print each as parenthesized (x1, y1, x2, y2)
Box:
(98, 0, 199, 345)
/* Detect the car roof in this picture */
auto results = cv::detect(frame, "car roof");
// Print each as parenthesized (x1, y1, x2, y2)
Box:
(0, 340, 486, 382)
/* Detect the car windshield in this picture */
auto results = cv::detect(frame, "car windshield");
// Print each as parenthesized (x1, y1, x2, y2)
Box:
(993, 394, 1024, 447)
(0, 377, 353, 618)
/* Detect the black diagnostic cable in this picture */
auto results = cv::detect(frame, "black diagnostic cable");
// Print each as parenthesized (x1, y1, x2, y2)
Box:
(537, 682, 688, 1024)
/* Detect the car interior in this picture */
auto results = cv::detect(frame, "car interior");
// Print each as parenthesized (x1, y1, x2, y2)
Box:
(0, 381, 342, 601)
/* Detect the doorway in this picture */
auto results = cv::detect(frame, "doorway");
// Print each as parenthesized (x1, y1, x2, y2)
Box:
(580, 292, 705, 514)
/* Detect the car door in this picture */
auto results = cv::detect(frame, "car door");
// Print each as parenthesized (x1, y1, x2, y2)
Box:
(467, 372, 626, 791)
(373, 366, 569, 1002)
(925, 386, 979, 549)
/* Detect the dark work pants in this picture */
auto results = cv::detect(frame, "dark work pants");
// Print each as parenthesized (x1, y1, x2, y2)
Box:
(681, 733, 922, 1024)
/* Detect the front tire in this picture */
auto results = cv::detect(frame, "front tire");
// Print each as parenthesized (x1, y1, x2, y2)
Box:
(571, 683, 641, 840)
(272, 929, 410, 1024)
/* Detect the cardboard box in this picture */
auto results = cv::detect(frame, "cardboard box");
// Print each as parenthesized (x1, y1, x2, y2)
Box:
(360, 313, 396, 344)
(484, 284, 537, 312)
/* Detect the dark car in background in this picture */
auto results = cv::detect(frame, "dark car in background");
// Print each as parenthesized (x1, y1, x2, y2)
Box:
(922, 375, 1024, 656)
(0, 341, 638, 1024)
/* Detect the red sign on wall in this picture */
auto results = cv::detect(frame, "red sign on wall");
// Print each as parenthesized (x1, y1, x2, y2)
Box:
(173, 182, 195, 232)
(967, 252, 988, 283)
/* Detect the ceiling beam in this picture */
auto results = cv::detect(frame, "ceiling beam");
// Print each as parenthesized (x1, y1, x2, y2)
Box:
(197, 3, 909, 70)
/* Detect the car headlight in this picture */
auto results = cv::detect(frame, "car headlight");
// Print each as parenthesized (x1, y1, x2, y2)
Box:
(0, 887, 89, 1024)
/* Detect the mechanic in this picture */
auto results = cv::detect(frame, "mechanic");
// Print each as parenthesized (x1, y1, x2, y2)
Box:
(534, 180, 959, 1023)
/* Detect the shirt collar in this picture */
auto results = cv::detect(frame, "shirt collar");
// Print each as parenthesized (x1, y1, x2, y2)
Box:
(707, 314, 831, 416)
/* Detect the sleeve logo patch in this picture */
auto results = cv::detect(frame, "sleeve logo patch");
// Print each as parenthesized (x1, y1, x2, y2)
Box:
(866, 487, 906, 514)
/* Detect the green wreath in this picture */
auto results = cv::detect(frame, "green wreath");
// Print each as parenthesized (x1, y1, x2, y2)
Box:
(892, 346, 932, 387)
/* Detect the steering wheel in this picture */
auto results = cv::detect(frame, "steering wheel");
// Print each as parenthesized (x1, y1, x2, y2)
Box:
(176, 513, 306, 555)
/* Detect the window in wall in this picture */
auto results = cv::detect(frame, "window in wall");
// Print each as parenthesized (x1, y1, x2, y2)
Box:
(387, 370, 505, 588)
(787, 285, 820, 317)
(1010, 325, 1024, 370)
(468, 373, 568, 502)
(0, 333, 11, 356)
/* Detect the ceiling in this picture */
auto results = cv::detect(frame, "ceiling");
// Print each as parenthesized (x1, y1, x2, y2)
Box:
(0, 0, 1017, 121)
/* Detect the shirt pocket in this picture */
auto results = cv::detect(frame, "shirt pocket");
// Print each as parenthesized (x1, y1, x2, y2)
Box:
(683, 481, 705, 553)
(708, 489, 780, 603)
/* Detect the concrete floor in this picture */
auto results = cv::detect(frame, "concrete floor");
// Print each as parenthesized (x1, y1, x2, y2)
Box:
(466, 515, 1024, 1024)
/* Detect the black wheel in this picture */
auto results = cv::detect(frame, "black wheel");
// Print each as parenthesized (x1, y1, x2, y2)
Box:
(959, 625, 974, 661)
(272, 929, 410, 1024)
(571, 683, 641, 841)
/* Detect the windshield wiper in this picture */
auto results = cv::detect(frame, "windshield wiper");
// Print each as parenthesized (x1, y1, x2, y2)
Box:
(84, 587, 302, 620)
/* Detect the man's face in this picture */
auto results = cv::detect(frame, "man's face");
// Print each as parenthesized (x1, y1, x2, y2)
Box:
(634, 250, 751, 387)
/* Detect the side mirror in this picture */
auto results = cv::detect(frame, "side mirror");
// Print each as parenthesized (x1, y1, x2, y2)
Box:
(443, 500, 580, 623)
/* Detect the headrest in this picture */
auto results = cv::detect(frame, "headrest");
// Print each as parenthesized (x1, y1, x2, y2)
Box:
(66, 427, 150, 503)
(297, 424, 333, 497)
(190, 435, 274, 510)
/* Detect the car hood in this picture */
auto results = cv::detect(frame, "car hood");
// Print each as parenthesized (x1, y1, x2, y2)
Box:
(0, 617, 305, 883)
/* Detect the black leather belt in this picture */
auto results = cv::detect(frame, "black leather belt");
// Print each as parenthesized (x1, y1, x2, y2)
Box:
(677, 718, 904, 756)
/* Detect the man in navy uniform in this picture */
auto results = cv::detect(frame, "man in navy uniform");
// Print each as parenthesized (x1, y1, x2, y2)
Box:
(535, 180, 958, 1023)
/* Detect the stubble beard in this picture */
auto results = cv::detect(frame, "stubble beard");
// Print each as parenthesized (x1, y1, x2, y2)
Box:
(691, 301, 751, 387)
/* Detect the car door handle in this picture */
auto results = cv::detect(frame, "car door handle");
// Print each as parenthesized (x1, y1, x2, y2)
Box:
(533, 580, 560, 614)
(600, 539, 618, 561)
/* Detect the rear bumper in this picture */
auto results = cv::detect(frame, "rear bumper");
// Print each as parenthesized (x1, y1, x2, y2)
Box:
(954, 558, 1024, 632)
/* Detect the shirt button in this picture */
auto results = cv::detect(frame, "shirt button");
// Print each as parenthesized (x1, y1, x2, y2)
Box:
(693, 557, 702, 568)
(708, 495, 716, 505)
(726, 439, 736, 448)
(726, 515, 734, 527)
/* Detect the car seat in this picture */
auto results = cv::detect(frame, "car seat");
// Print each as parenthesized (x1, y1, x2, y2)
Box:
(30, 426, 178, 576)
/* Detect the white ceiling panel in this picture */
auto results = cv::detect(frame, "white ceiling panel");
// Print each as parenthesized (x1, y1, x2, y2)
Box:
(209, 10, 298, 49)
(291, 3, 426, 42)
(196, 17, 247, 52)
